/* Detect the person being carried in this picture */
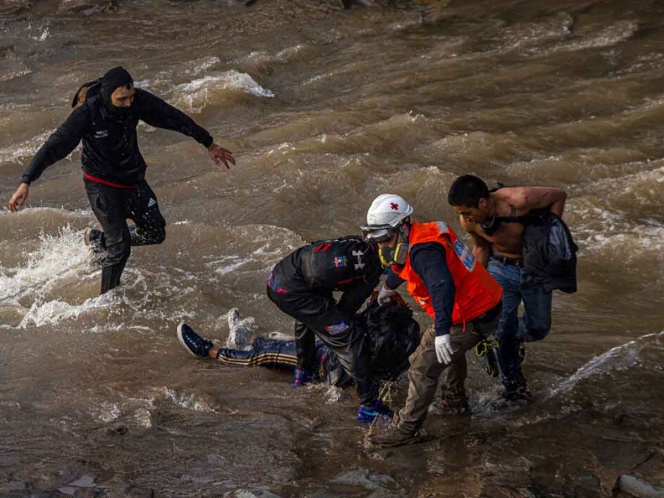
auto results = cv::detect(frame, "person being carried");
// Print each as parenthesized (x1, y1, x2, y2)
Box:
(361, 194, 503, 448)
(7, 66, 235, 295)
(265, 235, 390, 424)
(447, 174, 568, 402)
(177, 298, 420, 388)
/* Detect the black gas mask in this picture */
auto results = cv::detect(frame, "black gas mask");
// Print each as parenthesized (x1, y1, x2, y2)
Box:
(362, 224, 409, 267)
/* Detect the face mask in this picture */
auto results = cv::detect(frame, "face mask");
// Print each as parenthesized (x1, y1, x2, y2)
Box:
(106, 103, 132, 120)
(379, 243, 409, 266)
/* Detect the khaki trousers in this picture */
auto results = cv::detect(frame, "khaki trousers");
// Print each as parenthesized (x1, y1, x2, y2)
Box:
(397, 312, 500, 433)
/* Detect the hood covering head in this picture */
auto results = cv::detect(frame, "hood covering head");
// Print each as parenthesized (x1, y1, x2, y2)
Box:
(100, 66, 134, 103)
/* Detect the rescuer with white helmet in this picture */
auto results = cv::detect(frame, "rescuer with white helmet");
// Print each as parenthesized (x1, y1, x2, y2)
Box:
(362, 193, 504, 448)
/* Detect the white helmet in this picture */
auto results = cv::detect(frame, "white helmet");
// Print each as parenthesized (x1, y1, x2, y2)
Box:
(366, 194, 413, 227)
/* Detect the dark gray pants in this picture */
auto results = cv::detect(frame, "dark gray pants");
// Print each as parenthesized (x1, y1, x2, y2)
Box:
(266, 285, 378, 406)
(85, 180, 166, 294)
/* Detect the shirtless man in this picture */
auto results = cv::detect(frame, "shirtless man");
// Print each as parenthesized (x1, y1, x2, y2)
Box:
(447, 175, 567, 401)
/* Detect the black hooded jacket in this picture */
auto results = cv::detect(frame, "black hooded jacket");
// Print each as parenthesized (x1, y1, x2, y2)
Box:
(21, 89, 213, 186)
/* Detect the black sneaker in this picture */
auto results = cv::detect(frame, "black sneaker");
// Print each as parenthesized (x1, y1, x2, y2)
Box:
(503, 385, 533, 403)
(84, 228, 106, 254)
(177, 322, 213, 359)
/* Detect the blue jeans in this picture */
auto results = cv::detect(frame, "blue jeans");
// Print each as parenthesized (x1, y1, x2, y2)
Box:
(488, 257, 552, 387)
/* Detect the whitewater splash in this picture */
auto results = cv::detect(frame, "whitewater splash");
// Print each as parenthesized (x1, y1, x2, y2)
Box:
(174, 71, 275, 113)
(0, 223, 114, 328)
(548, 331, 664, 398)
(0, 224, 89, 303)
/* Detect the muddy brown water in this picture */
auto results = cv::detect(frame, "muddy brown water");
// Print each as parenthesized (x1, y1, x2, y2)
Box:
(1, 0, 663, 496)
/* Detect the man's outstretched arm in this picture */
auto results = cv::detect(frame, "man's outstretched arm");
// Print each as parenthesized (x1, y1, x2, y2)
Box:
(8, 107, 89, 211)
(137, 89, 236, 169)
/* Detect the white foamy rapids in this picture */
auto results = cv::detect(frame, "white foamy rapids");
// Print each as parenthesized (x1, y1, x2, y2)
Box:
(547, 331, 664, 399)
(212, 255, 252, 277)
(185, 56, 222, 76)
(159, 387, 216, 413)
(0, 224, 113, 328)
(570, 193, 664, 271)
(242, 45, 307, 64)
(173, 71, 274, 113)
(89, 387, 215, 428)
(17, 297, 106, 329)
(203, 224, 304, 280)
(0, 225, 88, 303)
(494, 12, 574, 54)
(539, 19, 639, 56)
(304, 383, 344, 404)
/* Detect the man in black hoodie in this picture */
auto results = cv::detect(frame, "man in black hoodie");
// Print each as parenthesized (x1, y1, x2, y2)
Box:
(7, 67, 235, 294)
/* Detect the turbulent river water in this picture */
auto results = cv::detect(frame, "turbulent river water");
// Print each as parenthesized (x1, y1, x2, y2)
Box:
(1, 0, 663, 496)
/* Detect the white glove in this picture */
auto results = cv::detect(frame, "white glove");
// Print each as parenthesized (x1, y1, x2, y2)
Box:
(377, 285, 397, 306)
(434, 334, 454, 364)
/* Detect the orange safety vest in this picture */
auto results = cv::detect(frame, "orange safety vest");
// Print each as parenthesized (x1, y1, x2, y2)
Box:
(393, 221, 503, 326)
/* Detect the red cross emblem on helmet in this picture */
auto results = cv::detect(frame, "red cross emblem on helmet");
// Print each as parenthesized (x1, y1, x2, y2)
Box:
(390, 202, 399, 210)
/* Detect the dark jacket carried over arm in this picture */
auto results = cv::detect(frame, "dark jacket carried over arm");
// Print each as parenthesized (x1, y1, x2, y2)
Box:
(21, 89, 213, 186)
(522, 212, 578, 293)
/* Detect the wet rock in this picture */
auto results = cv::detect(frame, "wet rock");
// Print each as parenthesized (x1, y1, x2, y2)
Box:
(57, 0, 116, 14)
(616, 474, 664, 497)
(0, 1, 29, 16)
(0, 46, 15, 58)
(223, 490, 283, 498)
(366, 490, 407, 498)
(6, 478, 27, 491)
(307, 492, 340, 498)
(331, 469, 400, 490)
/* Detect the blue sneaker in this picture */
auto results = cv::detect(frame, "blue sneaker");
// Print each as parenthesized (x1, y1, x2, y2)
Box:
(177, 322, 213, 359)
(357, 399, 393, 424)
(292, 368, 314, 387)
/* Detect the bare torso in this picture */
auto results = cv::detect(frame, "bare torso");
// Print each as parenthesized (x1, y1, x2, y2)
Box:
(460, 186, 567, 264)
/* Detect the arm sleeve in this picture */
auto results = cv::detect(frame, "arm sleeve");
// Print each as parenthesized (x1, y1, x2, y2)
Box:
(21, 107, 90, 184)
(337, 272, 381, 316)
(410, 243, 455, 336)
(136, 89, 213, 148)
(385, 270, 405, 290)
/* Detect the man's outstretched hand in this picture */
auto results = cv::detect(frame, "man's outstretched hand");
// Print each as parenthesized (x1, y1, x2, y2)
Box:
(207, 143, 236, 170)
(8, 183, 30, 212)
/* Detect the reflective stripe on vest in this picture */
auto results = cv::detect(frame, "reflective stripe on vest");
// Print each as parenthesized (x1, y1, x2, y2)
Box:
(393, 221, 502, 325)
